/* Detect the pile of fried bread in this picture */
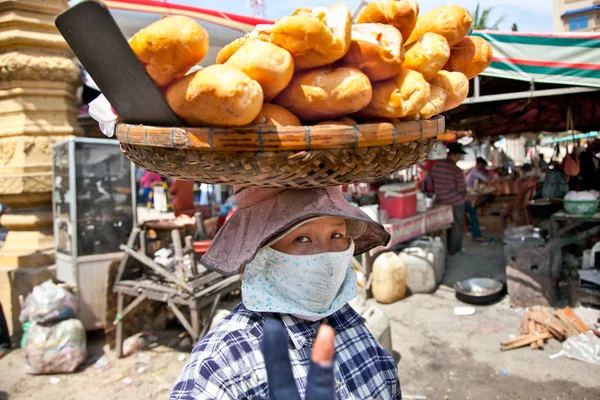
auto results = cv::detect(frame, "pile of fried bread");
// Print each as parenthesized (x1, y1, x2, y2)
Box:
(128, 0, 493, 128)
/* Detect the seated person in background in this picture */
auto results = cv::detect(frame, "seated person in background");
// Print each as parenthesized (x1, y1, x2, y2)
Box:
(542, 162, 569, 199)
(466, 157, 494, 209)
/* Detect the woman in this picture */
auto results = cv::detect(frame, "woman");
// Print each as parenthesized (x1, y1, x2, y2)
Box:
(170, 187, 400, 399)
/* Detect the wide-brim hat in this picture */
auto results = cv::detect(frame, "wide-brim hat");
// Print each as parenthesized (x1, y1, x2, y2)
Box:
(447, 142, 467, 155)
(200, 187, 391, 276)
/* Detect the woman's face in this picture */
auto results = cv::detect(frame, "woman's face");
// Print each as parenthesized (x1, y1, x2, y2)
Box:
(270, 216, 350, 255)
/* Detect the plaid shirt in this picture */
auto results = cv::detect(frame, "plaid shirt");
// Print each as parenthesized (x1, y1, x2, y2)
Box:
(170, 303, 401, 400)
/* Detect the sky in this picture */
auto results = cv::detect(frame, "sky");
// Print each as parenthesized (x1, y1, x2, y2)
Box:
(178, 0, 554, 32)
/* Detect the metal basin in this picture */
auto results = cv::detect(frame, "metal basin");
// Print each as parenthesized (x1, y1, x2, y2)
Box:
(454, 278, 505, 305)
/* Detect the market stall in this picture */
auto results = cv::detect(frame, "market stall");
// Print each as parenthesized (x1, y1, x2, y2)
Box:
(341, 181, 453, 300)
(439, 31, 600, 310)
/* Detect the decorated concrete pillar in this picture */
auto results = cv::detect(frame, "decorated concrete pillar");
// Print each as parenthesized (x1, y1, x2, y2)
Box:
(0, 0, 82, 268)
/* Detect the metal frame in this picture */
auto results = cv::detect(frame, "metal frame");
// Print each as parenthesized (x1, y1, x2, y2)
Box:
(463, 76, 600, 104)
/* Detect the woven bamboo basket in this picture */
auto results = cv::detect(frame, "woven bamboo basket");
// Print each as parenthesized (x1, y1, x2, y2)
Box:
(116, 116, 444, 188)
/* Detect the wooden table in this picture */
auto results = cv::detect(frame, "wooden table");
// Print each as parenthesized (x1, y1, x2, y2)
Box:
(112, 223, 240, 358)
(550, 211, 600, 236)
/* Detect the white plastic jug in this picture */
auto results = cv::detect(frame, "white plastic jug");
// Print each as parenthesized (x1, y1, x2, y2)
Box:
(348, 298, 393, 356)
(400, 247, 437, 293)
(372, 252, 407, 304)
(410, 236, 446, 284)
(362, 305, 393, 356)
(416, 192, 427, 213)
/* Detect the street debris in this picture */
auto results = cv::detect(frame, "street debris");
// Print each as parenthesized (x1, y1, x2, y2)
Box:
(501, 306, 600, 351)
(550, 331, 600, 366)
(454, 306, 476, 316)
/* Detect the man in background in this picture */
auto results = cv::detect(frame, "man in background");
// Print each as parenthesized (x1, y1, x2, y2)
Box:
(432, 143, 469, 255)
(466, 157, 495, 210)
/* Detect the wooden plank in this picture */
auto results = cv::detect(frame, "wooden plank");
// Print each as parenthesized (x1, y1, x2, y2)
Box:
(556, 306, 600, 337)
(190, 272, 224, 290)
(113, 293, 147, 326)
(167, 300, 196, 339)
(115, 293, 124, 359)
(528, 320, 538, 350)
(193, 275, 240, 299)
(120, 244, 194, 293)
(521, 312, 531, 335)
(554, 309, 582, 337)
(115, 117, 444, 152)
(115, 285, 191, 305)
(200, 293, 221, 339)
(528, 308, 566, 341)
(117, 279, 185, 297)
(534, 322, 545, 349)
(114, 227, 140, 288)
(196, 281, 240, 309)
(500, 331, 553, 351)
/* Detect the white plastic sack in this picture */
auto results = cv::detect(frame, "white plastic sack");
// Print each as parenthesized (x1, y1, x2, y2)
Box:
(550, 331, 600, 366)
(19, 280, 77, 325)
(24, 319, 87, 374)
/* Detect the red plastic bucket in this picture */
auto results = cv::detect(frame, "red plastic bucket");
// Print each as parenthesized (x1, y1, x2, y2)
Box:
(379, 183, 418, 220)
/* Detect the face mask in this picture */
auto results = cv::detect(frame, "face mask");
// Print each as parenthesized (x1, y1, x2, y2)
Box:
(242, 241, 357, 322)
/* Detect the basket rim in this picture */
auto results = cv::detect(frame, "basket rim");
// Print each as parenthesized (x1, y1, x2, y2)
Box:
(115, 116, 445, 152)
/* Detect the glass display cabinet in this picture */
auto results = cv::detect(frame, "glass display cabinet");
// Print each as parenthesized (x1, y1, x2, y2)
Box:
(52, 138, 136, 330)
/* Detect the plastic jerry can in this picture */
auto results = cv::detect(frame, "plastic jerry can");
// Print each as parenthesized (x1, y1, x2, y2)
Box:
(399, 247, 437, 293)
(372, 251, 407, 304)
(362, 305, 393, 356)
(410, 236, 446, 284)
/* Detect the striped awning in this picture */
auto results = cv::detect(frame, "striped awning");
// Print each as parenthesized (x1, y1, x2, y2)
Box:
(102, 0, 272, 33)
(472, 31, 600, 88)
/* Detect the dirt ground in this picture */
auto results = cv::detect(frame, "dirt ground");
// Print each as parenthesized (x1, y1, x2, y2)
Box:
(1, 215, 599, 400)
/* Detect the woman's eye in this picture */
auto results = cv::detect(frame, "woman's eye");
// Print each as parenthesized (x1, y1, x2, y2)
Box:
(331, 233, 345, 239)
(294, 236, 311, 243)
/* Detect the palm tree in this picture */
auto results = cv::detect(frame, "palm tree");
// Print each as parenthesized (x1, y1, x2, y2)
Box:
(471, 2, 507, 30)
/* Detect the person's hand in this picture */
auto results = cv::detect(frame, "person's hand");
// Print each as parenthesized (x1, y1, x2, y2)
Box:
(260, 317, 335, 400)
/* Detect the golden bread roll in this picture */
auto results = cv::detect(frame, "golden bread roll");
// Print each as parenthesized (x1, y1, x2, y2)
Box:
(129, 16, 209, 87)
(356, 0, 419, 41)
(165, 65, 263, 127)
(225, 41, 294, 101)
(405, 6, 472, 47)
(403, 33, 450, 82)
(444, 36, 493, 80)
(338, 23, 404, 82)
(250, 103, 301, 126)
(314, 117, 357, 126)
(216, 35, 253, 64)
(417, 84, 448, 119)
(273, 67, 372, 122)
(432, 70, 469, 112)
(356, 68, 430, 119)
(217, 3, 352, 70)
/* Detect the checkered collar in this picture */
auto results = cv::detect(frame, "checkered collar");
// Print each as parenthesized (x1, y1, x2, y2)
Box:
(271, 304, 366, 350)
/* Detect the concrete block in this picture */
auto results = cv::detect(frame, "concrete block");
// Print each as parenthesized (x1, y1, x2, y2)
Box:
(506, 244, 561, 308)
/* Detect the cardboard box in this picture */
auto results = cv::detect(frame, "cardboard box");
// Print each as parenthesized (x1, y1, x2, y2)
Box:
(0, 265, 56, 342)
